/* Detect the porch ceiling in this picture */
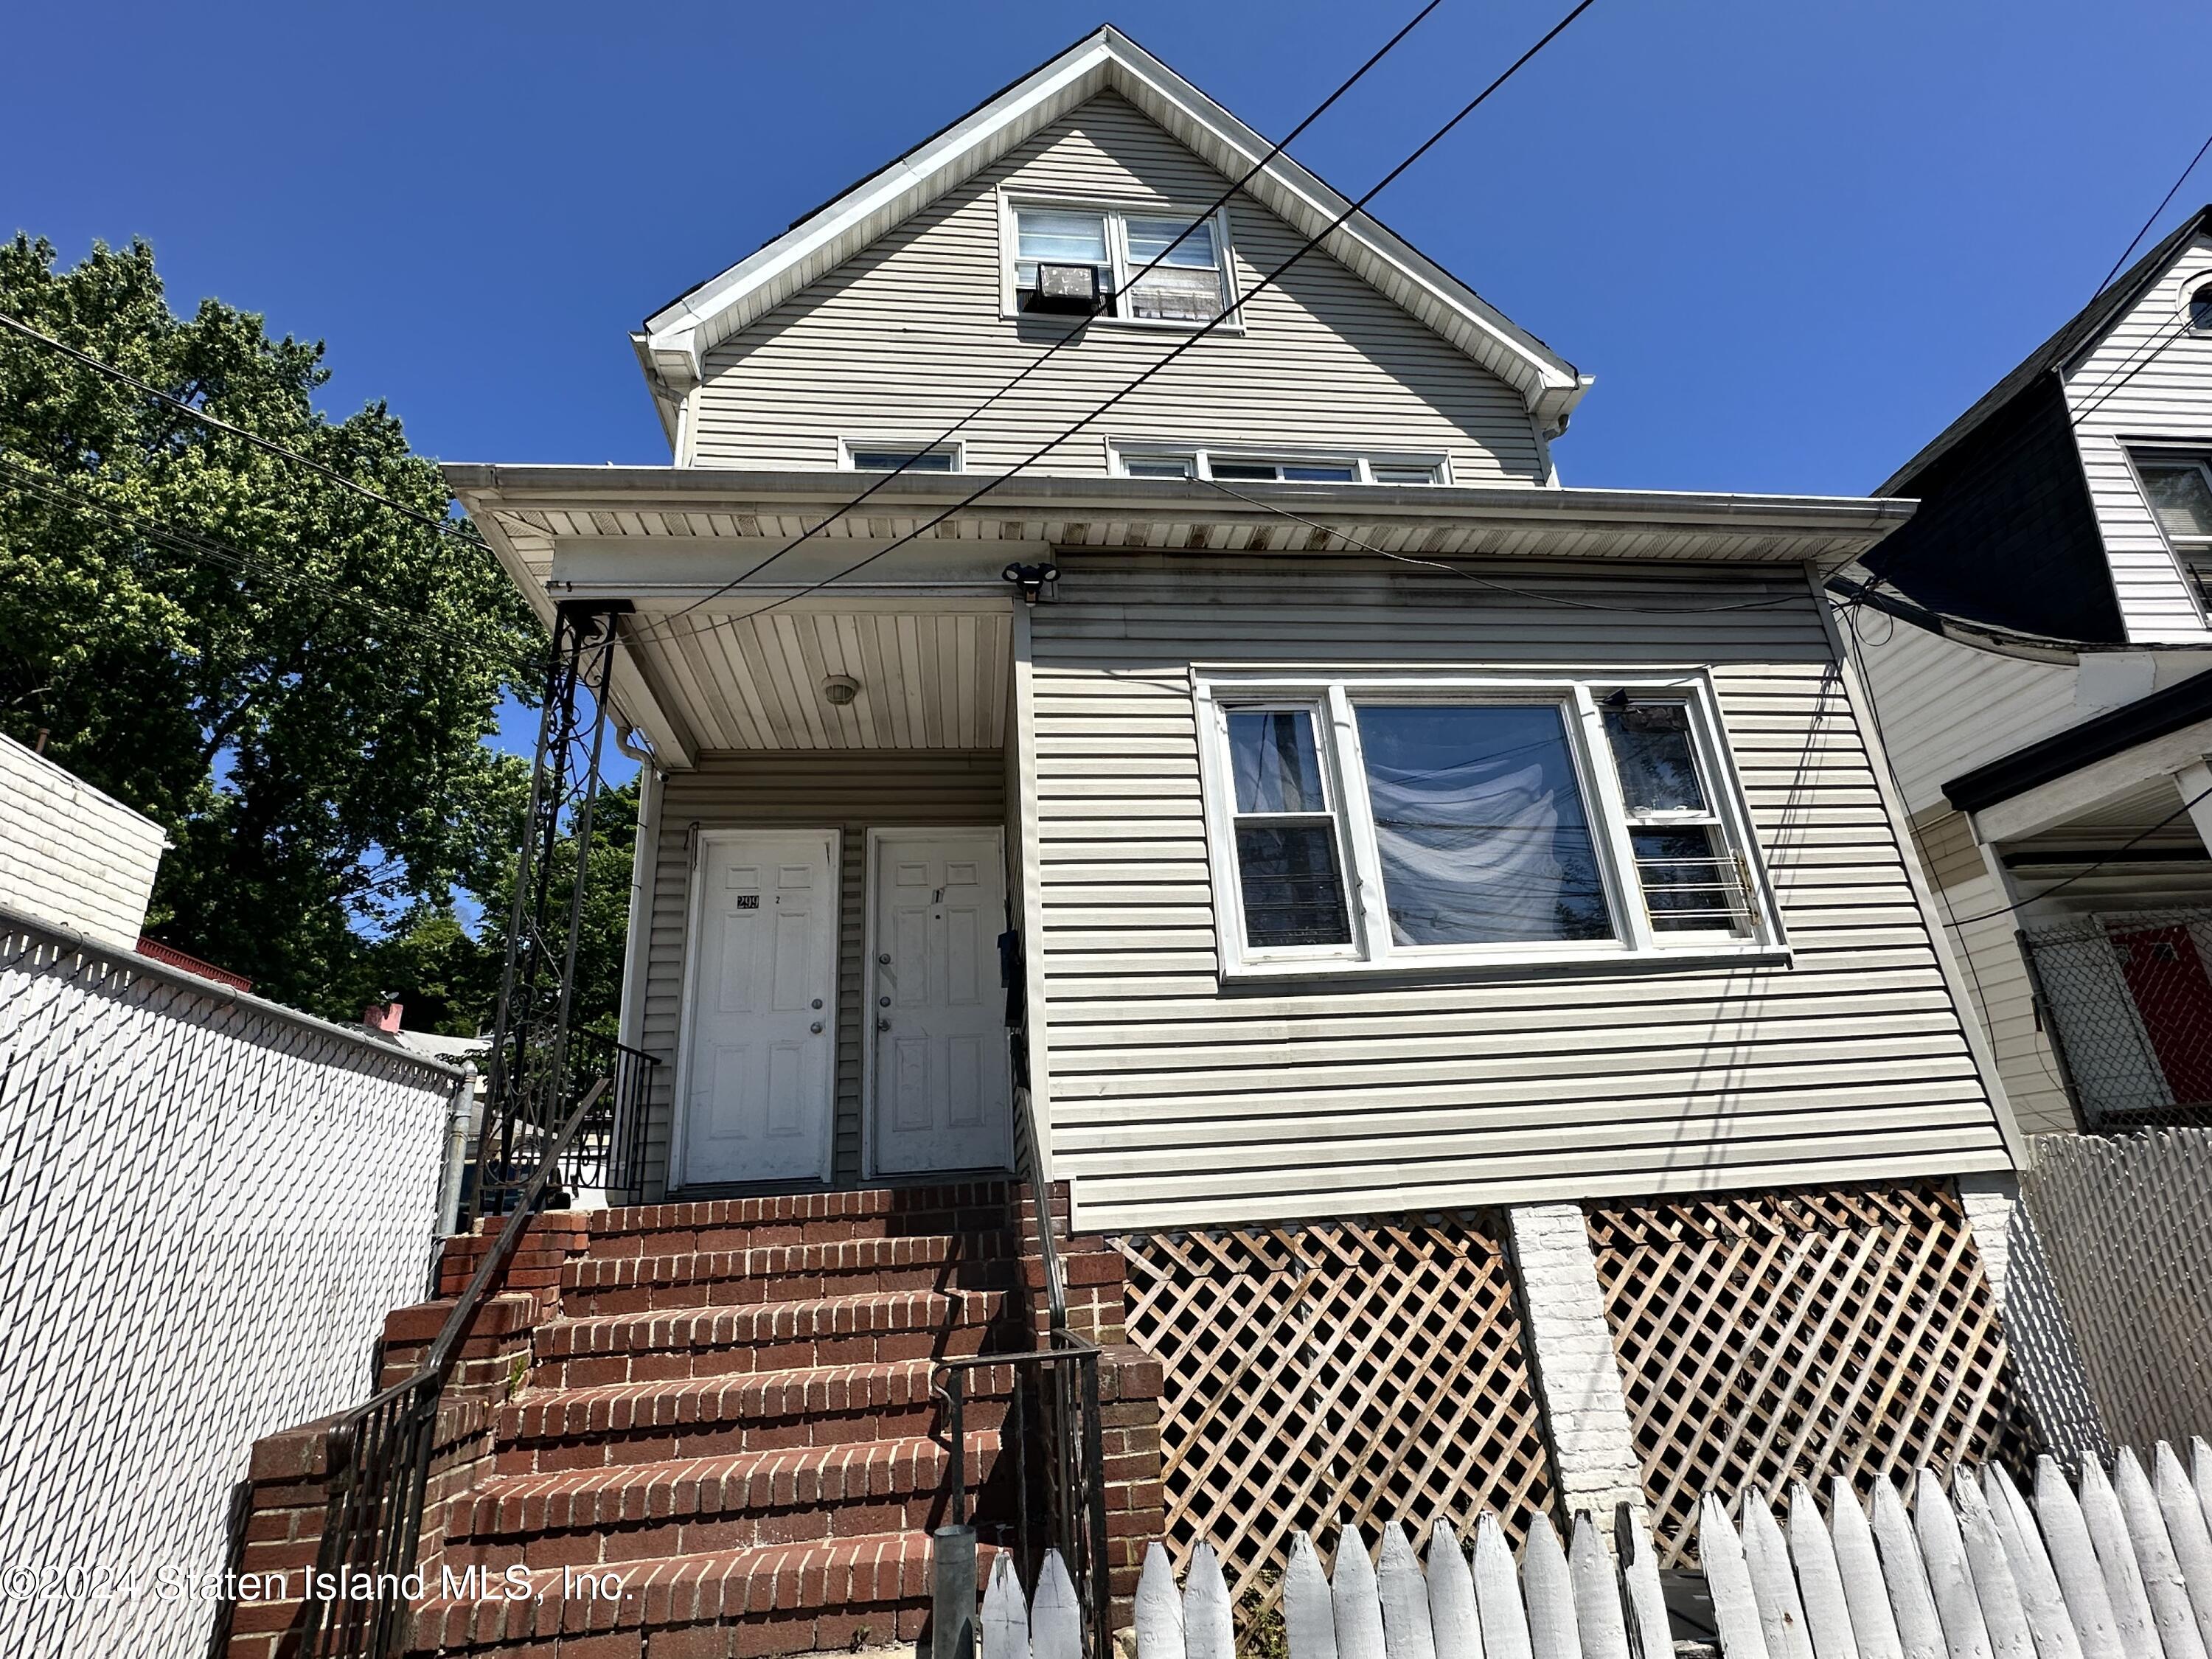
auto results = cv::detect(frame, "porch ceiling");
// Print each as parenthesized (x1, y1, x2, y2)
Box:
(628, 604, 1009, 753)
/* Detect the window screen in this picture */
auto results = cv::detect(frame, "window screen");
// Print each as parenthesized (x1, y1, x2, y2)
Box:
(1225, 709, 1351, 947)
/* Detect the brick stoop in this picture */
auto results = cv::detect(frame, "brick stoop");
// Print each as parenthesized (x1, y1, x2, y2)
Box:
(223, 1182, 1166, 1659)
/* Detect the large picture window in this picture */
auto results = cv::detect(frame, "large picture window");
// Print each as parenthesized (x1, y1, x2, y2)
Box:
(1194, 672, 1777, 976)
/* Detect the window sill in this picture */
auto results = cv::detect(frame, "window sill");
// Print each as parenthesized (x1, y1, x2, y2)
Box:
(1003, 306, 1245, 336)
(1217, 941, 1794, 986)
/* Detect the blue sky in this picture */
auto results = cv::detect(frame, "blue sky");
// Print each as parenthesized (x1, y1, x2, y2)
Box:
(10, 0, 2210, 751)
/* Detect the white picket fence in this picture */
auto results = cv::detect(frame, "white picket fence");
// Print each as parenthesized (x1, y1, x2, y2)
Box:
(973, 1440, 2212, 1659)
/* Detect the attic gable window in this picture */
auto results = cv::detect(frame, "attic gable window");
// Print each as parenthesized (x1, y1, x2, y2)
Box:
(1194, 671, 1779, 978)
(1008, 200, 1232, 326)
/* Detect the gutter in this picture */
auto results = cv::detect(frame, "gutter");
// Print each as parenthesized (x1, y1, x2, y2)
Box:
(442, 463, 1919, 538)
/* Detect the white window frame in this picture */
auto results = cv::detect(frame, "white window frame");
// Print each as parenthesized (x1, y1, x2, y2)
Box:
(840, 437, 965, 473)
(2124, 445, 2212, 617)
(1192, 667, 1786, 980)
(1110, 440, 1452, 487)
(997, 190, 1244, 333)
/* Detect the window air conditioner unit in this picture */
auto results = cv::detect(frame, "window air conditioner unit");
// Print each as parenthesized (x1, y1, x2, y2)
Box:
(1029, 262, 1102, 315)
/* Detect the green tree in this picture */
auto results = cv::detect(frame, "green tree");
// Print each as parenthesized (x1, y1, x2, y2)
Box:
(365, 775, 640, 1040)
(0, 234, 543, 1015)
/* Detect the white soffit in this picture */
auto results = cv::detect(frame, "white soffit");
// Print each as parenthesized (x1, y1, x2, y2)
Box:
(636, 26, 1586, 422)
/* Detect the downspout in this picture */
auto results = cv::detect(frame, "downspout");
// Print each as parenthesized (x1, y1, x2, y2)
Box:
(435, 1062, 479, 1242)
(616, 745, 662, 1057)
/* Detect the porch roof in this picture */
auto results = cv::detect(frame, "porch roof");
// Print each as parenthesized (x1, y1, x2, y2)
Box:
(447, 465, 1916, 771)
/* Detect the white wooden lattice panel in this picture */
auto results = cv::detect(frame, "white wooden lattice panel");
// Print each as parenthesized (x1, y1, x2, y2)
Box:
(1111, 1214, 1554, 1611)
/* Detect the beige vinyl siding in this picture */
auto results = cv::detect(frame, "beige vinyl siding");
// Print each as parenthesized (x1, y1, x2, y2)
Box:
(1848, 619, 2082, 814)
(1908, 805, 2074, 1135)
(2064, 229, 2212, 643)
(689, 93, 1547, 484)
(640, 751, 1006, 1198)
(1023, 554, 2011, 1233)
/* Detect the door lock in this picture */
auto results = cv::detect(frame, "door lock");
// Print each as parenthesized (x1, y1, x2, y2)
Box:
(878, 995, 891, 1007)
(810, 998, 823, 1010)
(877, 952, 891, 965)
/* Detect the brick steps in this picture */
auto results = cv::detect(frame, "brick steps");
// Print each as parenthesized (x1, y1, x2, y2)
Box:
(405, 1531, 993, 1657)
(439, 1437, 999, 1570)
(530, 1289, 1014, 1386)
(224, 1181, 1169, 1659)
(557, 1237, 1020, 1317)
(498, 1358, 1016, 1475)
(578, 1183, 1018, 1259)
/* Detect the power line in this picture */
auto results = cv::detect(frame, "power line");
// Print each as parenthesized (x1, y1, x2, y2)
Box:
(0, 310, 489, 549)
(631, 0, 1601, 654)
(0, 453, 501, 658)
(2092, 129, 2212, 299)
(650, 0, 1447, 625)
(1939, 779, 2212, 928)
(1197, 477, 1811, 613)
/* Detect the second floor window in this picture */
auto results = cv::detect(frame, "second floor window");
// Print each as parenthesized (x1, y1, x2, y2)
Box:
(1113, 444, 1447, 485)
(1010, 202, 1230, 324)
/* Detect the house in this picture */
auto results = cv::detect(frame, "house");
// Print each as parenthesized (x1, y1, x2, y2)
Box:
(0, 730, 167, 952)
(1842, 205, 2212, 1136)
(223, 27, 2097, 1659)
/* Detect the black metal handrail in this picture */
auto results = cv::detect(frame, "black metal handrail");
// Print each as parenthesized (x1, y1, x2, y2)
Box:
(467, 1031, 658, 1215)
(932, 1333, 1113, 1659)
(299, 1074, 611, 1658)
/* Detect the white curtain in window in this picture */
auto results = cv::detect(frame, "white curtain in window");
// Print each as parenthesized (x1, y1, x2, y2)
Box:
(1362, 757, 1609, 945)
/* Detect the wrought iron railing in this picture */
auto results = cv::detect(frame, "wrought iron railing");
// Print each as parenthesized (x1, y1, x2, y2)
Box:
(465, 1029, 659, 1216)
(2019, 908, 2212, 1130)
(299, 1072, 615, 1658)
(932, 1335, 1112, 1659)
(927, 1055, 1114, 1659)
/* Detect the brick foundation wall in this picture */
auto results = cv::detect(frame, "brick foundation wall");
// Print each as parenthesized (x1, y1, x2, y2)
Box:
(221, 1221, 589, 1656)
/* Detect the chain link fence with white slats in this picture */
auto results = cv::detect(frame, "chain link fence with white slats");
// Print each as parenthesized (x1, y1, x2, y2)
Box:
(0, 911, 459, 1659)
(2020, 909, 2212, 1130)
(2019, 1127, 2212, 1450)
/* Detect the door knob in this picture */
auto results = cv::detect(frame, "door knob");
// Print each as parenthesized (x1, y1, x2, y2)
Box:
(877, 1018, 890, 1032)
(810, 1021, 824, 1034)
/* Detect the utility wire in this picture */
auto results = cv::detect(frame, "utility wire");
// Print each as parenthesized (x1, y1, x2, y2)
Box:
(1941, 779, 2212, 927)
(1197, 477, 1810, 612)
(630, 0, 1601, 653)
(2093, 129, 2212, 299)
(648, 0, 1447, 625)
(0, 453, 498, 657)
(0, 310, 489, 548)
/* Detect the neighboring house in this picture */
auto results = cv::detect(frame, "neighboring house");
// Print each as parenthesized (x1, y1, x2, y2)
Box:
(234, 29, 2097, 1655)
(0, 731, 167, 951)
(1845, 205, 2212, 1135)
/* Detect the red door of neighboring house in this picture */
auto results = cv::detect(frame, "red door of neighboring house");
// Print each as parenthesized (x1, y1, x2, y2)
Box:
(2110, 922, 2212, 1109)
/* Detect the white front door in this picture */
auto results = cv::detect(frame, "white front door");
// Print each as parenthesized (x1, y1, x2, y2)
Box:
(868, 829, 1012, 1175)
(680, 830, 838, 1186)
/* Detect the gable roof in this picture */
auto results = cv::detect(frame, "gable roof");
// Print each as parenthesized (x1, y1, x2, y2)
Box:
(632, 24, 1588, 434)
(1877, 204, 2212, 498)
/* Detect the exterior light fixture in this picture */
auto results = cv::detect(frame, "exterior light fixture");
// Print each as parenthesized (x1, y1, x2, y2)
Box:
(1001, 562, 1060, 605)
(821, 675, 861, 706)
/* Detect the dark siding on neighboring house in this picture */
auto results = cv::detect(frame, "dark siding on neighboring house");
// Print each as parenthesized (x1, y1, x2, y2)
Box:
(1866, 372, 2123, 642)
